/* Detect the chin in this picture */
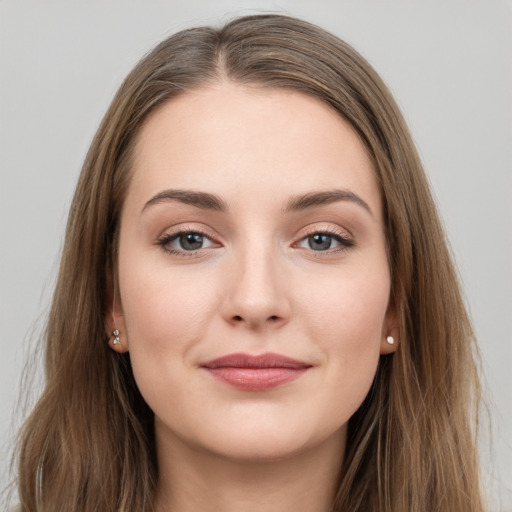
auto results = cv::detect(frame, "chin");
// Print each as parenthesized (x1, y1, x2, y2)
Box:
(187, 417, 346, 464)
(214, 437, 307, 463)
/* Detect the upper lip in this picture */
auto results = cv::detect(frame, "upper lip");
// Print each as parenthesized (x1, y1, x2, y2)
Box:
(200, 352, 312, 369)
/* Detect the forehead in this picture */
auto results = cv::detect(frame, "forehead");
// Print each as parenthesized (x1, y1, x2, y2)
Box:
(127, 83, 381, 217)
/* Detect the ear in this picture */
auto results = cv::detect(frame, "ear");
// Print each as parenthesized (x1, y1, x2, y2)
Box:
(380, 301, 399, 355)
(105, 273, 129, 354)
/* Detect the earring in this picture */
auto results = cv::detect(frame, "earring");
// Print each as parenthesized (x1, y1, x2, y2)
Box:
(386, 335, 395, 345)
(111, 329, 120, 345)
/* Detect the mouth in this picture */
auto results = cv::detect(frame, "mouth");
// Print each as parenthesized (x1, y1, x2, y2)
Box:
(200, 353, 312, 391)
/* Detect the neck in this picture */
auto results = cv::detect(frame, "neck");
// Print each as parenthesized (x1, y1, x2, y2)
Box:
(154, 429, 345, 512)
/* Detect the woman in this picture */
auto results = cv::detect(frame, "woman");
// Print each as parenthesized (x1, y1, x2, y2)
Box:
(12, 14, 484, 512)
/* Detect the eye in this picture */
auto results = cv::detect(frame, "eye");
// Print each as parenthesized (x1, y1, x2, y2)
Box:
(296, 231, 353, 252)
(158, 230, 217, 255)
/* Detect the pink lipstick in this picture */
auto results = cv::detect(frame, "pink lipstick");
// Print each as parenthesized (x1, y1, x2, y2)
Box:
(200, 353, 312, 391)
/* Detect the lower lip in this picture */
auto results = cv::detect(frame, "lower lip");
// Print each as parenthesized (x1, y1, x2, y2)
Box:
(203, 367, 309, 391)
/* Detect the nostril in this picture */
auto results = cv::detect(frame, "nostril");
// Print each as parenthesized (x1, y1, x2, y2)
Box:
(232, 315, 280, 322)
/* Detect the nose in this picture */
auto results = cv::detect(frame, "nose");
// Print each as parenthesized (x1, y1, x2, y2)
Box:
(221, 244, 291, 330)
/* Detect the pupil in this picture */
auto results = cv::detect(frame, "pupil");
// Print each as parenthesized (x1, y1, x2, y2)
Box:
(309, 234, 332, 251)
(180, 233, 203, 250)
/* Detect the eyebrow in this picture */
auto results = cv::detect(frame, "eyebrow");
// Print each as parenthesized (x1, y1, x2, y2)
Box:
(142, 188, 372, 216)
(142, 189, 228, 213)
(284, 189, 373, 216)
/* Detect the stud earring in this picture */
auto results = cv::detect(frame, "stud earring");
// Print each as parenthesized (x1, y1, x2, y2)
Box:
(386, 335, 395, 345)
(111, 329, 120, 345)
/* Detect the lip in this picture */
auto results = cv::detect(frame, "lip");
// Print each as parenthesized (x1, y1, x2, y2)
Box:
(200, 352, 312, 391)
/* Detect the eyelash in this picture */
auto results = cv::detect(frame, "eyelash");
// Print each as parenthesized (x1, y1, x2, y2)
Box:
(156, 227, 354, 257)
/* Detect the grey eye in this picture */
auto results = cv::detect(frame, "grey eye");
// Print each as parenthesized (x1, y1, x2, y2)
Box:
(159, 230, 218, 254)
(296, 231, 352, 252)
(179, 233, 205, 250)
(307, 234, 333, 251)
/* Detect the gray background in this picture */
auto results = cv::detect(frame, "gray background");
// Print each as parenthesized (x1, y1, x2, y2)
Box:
(1, 0, 511, 509)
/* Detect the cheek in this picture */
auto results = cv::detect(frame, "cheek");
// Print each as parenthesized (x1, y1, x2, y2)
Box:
(118, 255, 218, 393)
(296, 265, 390, 396)
(121, 250, 216, 337)
(299, 264, 390, 338)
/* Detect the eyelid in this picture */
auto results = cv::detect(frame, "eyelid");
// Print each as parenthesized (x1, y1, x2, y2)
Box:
(297, 224, 353, 243)
(158, 223, 219, 241)
(299, 224, 351, 238)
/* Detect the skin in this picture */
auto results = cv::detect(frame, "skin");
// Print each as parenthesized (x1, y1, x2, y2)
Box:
(108, 83, 398, 512)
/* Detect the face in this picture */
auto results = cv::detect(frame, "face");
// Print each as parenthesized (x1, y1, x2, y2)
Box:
(111, 83, 397, 463)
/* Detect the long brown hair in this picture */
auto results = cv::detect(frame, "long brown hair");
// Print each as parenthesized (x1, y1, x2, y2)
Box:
(14, 14, 484, 511)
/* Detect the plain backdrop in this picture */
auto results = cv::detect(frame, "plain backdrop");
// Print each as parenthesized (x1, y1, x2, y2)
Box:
(1, 0, 511, 509)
